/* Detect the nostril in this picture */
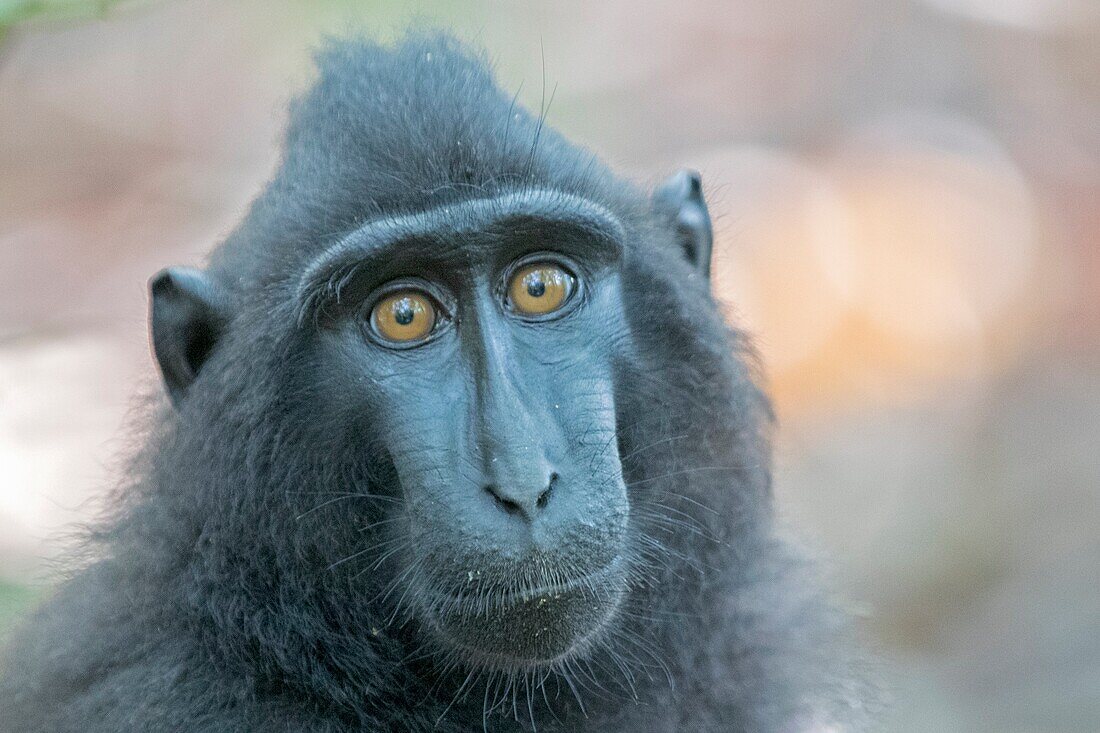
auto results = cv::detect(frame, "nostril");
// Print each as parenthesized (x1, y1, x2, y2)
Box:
(536, 473, 558, 510)
(483, 474, 557, 518)
(484, 484, 523, 516)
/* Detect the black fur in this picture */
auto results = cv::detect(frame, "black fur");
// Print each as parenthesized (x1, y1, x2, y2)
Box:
(0, 35, 870, 732)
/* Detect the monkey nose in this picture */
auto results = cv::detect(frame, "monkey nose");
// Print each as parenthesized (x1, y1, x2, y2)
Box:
(482, 472, 558, 523)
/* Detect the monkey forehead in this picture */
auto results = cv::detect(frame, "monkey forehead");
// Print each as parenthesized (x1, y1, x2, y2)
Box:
(203, 36, 648, 294)
(294, 188, 625, 322)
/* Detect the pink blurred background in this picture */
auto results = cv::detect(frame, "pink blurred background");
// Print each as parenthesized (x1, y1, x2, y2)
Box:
(1, 1, 1098, 730)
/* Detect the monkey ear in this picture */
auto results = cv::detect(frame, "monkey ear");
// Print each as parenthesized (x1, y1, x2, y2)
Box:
(149, 267, 229, 407)
(652, 169, 713, 278)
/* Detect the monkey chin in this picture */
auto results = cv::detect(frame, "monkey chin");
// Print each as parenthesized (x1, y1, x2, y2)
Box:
(424, 557, 627, 672)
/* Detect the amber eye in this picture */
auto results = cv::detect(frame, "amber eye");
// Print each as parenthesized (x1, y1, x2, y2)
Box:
(370, 291, 437, 344)
(507, 262, 576, 316)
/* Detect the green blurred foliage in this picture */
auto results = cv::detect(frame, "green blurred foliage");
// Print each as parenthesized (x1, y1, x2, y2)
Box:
(0, 580, 36, 640)
(1, 0, 123, 25)
(0, 0, 129, 43)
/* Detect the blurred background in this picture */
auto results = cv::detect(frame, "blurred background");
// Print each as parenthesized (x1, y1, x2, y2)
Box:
(1, 1, 1097, 730)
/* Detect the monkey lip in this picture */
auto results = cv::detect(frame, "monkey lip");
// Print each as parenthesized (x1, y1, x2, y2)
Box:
(450, 554, 625, 606)
(421, 556, 626, 667)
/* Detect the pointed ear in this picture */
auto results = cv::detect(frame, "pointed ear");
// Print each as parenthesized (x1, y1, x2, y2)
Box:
(149, 267, 229, 407)
(652, 169, 713, 278)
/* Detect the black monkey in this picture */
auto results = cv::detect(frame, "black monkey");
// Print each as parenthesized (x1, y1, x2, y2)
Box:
(0, 36, 870, 732)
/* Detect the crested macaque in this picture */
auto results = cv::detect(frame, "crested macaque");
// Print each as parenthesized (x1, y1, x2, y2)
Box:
(0, 35, 870, 732)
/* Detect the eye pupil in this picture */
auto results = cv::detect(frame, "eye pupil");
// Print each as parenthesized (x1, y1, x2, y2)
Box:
(525, 276, 546, 298)
(394, 301, 415, 325)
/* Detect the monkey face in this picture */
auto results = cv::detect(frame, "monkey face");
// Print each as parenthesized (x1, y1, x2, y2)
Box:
(290, 192, 635, 667)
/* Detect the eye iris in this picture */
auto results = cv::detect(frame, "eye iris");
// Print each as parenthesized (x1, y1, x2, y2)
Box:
(371, 291, 435, 343)
(509, 263, 574, 316)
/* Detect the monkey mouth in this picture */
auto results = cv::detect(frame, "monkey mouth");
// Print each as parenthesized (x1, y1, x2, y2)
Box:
(419, 556, 626, 668)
